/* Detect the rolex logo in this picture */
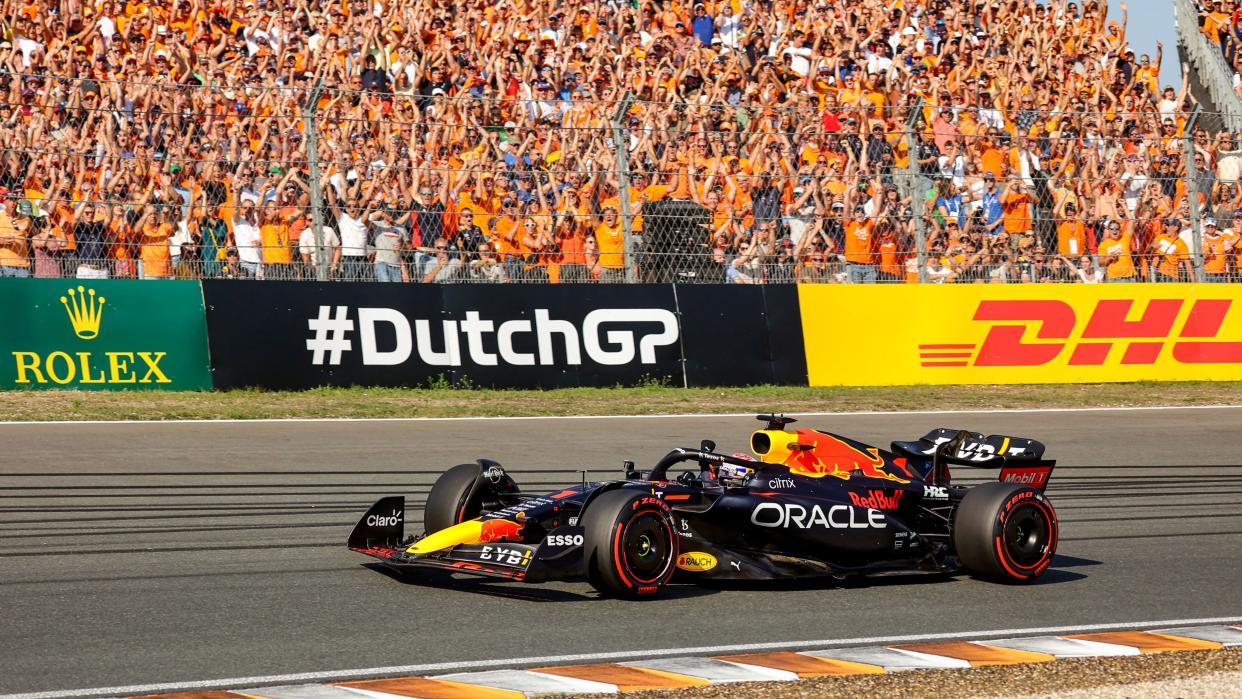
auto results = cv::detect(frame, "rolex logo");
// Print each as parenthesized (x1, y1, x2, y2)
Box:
(60, 286, 106, 340)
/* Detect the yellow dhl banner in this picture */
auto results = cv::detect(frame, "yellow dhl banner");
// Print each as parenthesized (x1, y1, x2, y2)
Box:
(798, 284, 1242, 386)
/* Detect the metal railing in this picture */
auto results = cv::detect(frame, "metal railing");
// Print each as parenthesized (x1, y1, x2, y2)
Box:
(1176, 0, 1242, 133)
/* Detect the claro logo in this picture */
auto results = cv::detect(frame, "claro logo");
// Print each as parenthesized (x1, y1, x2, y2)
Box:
(918, 299, 1242, 368)
(306, 306, 679, 367)
(366, 510, 402, 527)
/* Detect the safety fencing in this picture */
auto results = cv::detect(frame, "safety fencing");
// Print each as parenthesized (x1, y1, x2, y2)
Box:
(5, 75, 1242, 286)
(2, 279, 1241, 391)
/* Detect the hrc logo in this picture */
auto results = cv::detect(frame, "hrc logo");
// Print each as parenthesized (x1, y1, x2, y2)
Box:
(919, 299, 1242, 368)
(60, 286, 106, 340)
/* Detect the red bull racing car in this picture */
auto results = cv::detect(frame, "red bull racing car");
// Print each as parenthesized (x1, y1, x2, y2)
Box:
(348, 415, 1059, 598)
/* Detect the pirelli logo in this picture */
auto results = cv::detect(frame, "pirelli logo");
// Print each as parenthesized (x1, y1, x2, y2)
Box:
(920, 299, 1242, 368)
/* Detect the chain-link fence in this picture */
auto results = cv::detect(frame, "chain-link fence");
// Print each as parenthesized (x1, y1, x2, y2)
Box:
(2, 76, 1240, 284)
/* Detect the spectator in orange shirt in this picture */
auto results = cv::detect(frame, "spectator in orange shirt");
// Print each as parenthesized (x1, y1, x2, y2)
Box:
(1001, 176, 1033, 241)
(551, 215, 589, 283)
(1203, 215, 1238, 282)
(594, 206, 625, 283)
(1152, 219, 1196, 283)
(259, 207, 296, 280)
(843, 205, 876, 284)
(875, 222, 903, 283)
(0, 193, 30, 278)
(1099, 221, 1138, 283)
(1056, 203, 1088, 258)
(135, 205, 175, 281)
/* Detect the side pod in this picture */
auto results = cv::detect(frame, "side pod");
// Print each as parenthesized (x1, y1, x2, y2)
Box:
(348, 496, 406, 550)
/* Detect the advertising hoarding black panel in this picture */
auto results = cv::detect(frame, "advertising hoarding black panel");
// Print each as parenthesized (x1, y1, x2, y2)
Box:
(674, 285, 808, 386)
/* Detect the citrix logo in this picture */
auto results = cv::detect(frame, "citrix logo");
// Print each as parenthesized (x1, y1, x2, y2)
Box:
(308, 307, 679, 367)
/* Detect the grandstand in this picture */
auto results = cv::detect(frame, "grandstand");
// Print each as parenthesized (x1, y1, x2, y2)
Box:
(0, 0, 1239, 283)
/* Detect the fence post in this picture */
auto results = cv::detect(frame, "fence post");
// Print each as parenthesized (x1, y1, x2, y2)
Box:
(904, 98, 929, 283)
(1183, 105, 1205, 280)
(611, 93, 637, 283)
(305, 81, 328, 282)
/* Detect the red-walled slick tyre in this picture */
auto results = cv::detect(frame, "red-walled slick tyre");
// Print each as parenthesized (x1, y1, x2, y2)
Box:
(953, 482, 1058, 583)
(582, 490, 679, 599)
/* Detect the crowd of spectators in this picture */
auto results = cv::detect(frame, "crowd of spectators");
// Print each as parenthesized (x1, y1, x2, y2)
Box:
(0, 0, 1238, 283)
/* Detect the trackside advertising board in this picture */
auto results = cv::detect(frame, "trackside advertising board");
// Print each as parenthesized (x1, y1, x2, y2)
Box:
(201, 282, 807, 389)
(0, 279, 213, 390)
(798, 284, 1242, 386)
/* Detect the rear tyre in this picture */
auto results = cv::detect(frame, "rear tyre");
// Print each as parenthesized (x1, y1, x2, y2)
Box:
(423, 464, 490, 534)
(953, 482, 1058, 583)
(581, 489, 678, 599)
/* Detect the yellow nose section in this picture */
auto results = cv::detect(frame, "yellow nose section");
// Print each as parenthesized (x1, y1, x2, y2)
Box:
(407, 519, 485, 554)
(751, 429, 800, 464)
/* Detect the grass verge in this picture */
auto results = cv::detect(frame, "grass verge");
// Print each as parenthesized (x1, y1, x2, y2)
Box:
(0, 382, 1240, 421)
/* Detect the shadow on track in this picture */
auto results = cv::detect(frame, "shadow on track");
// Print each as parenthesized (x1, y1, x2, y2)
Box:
(364, 562, 719, 603)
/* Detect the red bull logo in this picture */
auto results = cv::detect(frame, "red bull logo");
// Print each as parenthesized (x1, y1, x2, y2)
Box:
(786, 431, 910, 484)
(479, 518, 523, 543)
(848, 489, 904, 510)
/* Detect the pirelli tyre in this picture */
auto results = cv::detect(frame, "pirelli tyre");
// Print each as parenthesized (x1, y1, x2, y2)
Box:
(423, 463, 518, 535)
(953, 482, 1059, 583)
(582, 490, 679, 599)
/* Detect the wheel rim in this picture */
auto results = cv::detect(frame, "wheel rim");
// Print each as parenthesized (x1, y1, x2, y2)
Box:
(622, 513, 672, 582)
(1003, 504, 1049, 566)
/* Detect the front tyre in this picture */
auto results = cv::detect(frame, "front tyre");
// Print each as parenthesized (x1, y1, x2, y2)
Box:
(953, 482, 1058, 583)
(581, 490, 678, 599)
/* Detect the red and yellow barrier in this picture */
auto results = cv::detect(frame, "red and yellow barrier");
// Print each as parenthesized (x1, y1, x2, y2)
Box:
(798, 284, 1242, 386)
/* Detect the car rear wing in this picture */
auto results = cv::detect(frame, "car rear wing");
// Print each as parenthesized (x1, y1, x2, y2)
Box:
(930, 431, 1056, 492)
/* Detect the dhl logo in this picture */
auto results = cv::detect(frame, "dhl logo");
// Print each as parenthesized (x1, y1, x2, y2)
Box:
(919, 299, 1242, 368)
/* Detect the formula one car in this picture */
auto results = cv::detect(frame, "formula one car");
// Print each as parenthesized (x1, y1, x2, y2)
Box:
(348, 415, 1059, 598)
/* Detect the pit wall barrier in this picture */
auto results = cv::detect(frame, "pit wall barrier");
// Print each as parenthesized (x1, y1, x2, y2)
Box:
(798, 284, 1242, 386)
(4, 280, 1241, 391)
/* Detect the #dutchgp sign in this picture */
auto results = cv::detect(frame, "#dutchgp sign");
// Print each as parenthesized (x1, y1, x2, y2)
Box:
(0, 279, 213, 390)
(307, 306, 678, 368)
(201, 282, 688, 389)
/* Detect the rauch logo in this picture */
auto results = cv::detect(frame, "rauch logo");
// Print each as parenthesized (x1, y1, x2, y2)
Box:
(918, 299, 1242, 368)
(11, 286, 171, 385)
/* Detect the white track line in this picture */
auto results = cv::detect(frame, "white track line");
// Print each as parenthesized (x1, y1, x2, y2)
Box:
(1, 404, 1240, 426)
(5, 616, 1241, 699)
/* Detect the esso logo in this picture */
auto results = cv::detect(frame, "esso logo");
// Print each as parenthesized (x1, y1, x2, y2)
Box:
(545, 534, 584, 547)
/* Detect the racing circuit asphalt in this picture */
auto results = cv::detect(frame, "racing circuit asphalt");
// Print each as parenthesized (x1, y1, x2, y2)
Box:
(1, 407, 1240, 696)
